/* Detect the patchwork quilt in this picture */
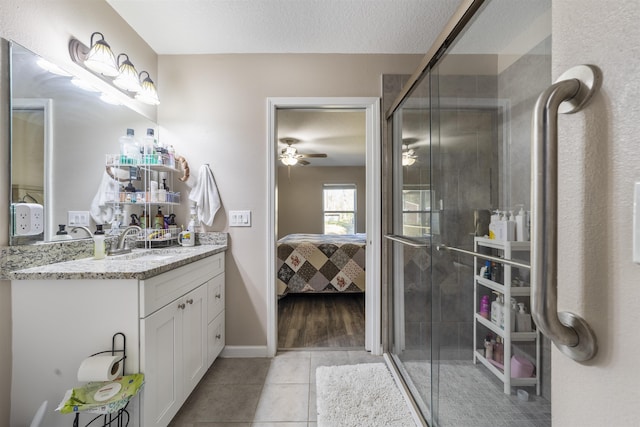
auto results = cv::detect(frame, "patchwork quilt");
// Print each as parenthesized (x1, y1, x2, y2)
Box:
(277, 233, 366, 295)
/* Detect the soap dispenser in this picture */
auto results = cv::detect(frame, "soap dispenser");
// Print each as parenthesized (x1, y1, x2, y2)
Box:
(52, 224, 72, 241)
(93, 225, 106, 260)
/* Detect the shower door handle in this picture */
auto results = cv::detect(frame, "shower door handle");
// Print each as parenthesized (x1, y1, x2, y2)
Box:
(384, 234, 429, 248)
(531, 64, 601, 362)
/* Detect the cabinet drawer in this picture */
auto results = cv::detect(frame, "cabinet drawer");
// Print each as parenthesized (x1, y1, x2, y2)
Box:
(208, 311, 225, 366)
(207, 273, 225, 323)
(209, 252, 225, 278)
(140, 256, 217, 318)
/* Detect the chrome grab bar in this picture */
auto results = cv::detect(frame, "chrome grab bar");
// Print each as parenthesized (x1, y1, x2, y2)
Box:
(384, 234, 429, 248)
(531, 64, 601, 362)
(436, 244, 530, 270)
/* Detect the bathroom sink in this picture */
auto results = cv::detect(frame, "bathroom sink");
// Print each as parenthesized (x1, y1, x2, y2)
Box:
(106, 248, 193, 262)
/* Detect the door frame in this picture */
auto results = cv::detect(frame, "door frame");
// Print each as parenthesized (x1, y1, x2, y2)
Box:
(266, 96, 382, 356)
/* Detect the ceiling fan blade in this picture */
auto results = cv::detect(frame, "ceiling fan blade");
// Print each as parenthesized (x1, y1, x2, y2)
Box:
(298, 153, 327, 158)
(298, 159, 310, 166)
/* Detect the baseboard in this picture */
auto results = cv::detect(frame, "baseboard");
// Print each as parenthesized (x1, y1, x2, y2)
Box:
(220, 345, 270, 358)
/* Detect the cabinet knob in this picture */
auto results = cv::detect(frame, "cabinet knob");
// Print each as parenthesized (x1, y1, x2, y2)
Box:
(215, 294, 221, 299)
(178, 303, 186, 310)
(186, 298, 194, 304)
(215, 334, 221, 340)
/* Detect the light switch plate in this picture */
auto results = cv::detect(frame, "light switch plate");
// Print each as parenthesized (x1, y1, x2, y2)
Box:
(68, 210, 90, 227)
(229, 210, 251, 227)
(634, 182, 640, 264)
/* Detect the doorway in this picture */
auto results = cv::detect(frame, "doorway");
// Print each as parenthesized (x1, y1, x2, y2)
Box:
(266, 97, 381, 357)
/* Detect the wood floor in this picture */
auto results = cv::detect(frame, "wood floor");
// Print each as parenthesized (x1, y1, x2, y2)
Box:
(277, 293, 365, 349)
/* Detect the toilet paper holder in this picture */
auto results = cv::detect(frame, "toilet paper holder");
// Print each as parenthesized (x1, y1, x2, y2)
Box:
(82, 332, 127, 379)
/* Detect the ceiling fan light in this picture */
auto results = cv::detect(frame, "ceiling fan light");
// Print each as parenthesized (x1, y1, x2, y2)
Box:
(281, 156, 298, 166)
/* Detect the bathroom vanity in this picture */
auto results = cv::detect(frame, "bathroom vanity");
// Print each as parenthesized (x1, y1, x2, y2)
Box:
(8, 244, 226, 427)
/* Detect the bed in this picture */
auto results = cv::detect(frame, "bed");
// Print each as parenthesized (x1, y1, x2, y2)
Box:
(277, 233, 366, 296)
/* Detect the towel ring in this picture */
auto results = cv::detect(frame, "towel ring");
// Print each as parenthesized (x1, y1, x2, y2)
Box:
(176, 156, 190, 182)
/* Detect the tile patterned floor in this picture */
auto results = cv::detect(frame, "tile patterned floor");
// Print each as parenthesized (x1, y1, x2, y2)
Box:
(168, 350, 383, 427)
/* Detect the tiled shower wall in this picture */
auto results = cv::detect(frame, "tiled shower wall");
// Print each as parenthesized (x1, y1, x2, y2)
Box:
(435, 38, 552, 400)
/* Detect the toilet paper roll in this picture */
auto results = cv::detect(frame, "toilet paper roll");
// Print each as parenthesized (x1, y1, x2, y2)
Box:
(77, 355, 123, 382)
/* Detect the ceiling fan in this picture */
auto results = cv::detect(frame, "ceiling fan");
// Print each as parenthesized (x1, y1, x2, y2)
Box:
(279, 137, 327, 166)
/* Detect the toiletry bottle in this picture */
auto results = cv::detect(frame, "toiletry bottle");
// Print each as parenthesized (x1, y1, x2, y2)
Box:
(480, 295, 490, 319)
(484, 335, 494, 360)
(155, 207, 164, 229)
(483, 260, 491, 279)
(119, 128, 138, 164)
(515, 204, 526, 241)
(503, 298, 517, 332)
(93, 225, 106, 260)
(516, 303, 533, 332)
(140, 209, 147, 229)
(494, 337, 504, 364)
(506, 211, 516, 241)
(496, 294, 505, 329)
(489, 210, 499, 239)
(141, 128, 156, 163)
(490, 291, 502, 326)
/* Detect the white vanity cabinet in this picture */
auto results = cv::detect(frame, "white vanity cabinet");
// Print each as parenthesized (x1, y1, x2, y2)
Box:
(139, 252, 225, 427)
(10, 250, 225, 427)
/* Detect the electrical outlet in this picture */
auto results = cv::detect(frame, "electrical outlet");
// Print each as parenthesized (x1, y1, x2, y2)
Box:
(11, 203, 44, 236)
(68, 210, 90, 227)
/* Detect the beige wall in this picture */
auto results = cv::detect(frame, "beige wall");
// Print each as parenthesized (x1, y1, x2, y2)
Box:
(554, 0, 640, 424)
(158, 54, 421, 348)
(0, 2, 157, 426)
(277, 166, 366, 238)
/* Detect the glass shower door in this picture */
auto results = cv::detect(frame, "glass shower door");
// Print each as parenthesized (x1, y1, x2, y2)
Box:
(387, 1, 553, 426)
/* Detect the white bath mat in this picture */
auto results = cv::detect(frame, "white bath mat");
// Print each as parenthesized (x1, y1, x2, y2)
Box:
(316, 363, 416, 427)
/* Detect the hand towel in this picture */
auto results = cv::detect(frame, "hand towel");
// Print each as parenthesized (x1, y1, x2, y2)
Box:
(90, 171, 119, 224)
(188, 164, 221, 227)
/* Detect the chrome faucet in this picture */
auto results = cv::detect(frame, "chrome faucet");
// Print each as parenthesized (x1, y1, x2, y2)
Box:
(70, 226, 93, 238)
(108, 225, 142, 256)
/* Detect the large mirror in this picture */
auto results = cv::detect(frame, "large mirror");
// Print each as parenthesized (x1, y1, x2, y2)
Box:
(9, 40, 157, 244)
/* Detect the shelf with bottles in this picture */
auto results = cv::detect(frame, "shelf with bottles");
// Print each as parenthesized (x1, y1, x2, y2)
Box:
(473, 349, 538, 387)
(104, 191, 181, 206)
(106, 153, 179, 171)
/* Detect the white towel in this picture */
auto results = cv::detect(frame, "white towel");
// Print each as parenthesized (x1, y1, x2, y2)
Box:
(188, 164, 221, 227)
(90, 171, 119, 224)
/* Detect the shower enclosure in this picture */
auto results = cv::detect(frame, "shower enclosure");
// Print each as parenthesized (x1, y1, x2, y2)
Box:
(384, 1, 552, 425)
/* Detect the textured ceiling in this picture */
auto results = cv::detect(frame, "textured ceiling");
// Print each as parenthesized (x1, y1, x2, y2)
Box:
(106, 0, 461, 54)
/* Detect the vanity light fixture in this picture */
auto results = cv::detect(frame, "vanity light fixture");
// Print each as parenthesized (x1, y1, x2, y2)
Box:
(69, 32, 160, 105)
(135, 71, 160, 105)
(81, 32, 119, 77)
(113, 54, 142, 92)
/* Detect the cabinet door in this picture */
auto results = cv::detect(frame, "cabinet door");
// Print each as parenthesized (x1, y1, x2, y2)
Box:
(141, 300, 183, 427)
(183, 284, 208, 393)
(207, 273, 225, 323)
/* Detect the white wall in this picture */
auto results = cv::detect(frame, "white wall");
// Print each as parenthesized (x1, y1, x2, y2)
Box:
(0, 2, 157, 426)
(554, 0, 640, 424)
(158, 54, 421, 348)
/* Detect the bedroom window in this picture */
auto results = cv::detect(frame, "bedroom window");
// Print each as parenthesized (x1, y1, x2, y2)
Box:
(323, 184, 356, 234)
(402, 188, 433, 237)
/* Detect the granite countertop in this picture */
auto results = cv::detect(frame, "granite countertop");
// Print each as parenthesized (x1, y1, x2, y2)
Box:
(8, 244, 227, 281)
